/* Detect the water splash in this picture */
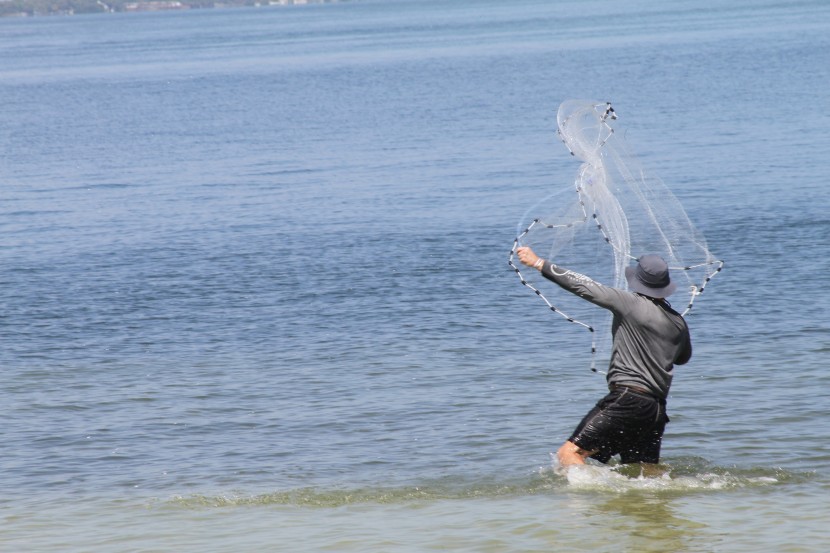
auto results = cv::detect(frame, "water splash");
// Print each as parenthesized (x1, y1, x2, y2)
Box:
(545, 455, 788, 494)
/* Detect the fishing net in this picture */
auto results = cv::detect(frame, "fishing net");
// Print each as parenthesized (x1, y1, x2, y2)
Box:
(509, 100, 722, 372)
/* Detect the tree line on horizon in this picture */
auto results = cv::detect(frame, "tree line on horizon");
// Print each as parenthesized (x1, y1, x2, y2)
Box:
(0, 0, 331, 17)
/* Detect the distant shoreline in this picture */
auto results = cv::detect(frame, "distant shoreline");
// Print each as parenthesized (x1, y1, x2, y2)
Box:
(0, 0, 342, 18)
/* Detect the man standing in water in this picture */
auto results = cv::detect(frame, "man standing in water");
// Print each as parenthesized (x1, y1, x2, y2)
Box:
(516, 246, 692, 467)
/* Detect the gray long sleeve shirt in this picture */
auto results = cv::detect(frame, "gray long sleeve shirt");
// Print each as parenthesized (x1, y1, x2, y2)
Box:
(541, 261, 692, 400)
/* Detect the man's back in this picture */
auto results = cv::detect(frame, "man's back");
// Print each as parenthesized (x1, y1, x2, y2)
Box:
(539, 262, 692, 399)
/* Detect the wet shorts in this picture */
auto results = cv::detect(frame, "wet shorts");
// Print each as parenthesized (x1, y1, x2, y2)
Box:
(569, 387, 669, 464)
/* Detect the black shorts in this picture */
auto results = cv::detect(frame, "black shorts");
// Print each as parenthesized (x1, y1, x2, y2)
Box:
(569, 387, 669, 464)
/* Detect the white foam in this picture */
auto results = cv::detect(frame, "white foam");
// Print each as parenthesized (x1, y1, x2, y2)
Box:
(543, 455, 779, 492)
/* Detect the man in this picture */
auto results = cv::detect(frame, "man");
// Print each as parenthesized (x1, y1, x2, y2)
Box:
(516, 246, 692, 467)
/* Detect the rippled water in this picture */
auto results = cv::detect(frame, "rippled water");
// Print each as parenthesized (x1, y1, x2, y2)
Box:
(2, 0, 829, 551)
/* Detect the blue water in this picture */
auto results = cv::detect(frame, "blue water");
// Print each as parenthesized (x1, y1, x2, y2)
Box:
(2, 1, 830, 551)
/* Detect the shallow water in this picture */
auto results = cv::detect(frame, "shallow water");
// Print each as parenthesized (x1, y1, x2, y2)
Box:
(2, 0, 830, 551)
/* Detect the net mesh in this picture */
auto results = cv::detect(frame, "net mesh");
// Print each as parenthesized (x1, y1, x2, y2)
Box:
(509, 100, 723, 372)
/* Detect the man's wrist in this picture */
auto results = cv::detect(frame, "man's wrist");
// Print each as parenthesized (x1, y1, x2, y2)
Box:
(533, 258, 544, 271)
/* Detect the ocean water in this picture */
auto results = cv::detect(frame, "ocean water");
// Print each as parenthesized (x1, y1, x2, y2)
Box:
(1, 0, 829, 551)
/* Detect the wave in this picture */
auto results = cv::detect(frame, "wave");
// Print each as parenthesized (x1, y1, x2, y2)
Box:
(168, 456, 802, 509)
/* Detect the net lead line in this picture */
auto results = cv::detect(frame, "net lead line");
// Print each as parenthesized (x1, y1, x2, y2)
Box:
(508, 226, 599, 373)
(509, 233, 721, 372)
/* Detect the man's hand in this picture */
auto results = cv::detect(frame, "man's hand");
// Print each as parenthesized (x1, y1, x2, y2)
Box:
(516, 246, 544, 270)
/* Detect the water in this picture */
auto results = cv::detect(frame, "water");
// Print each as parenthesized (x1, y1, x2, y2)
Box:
(1, 0, 829, 551)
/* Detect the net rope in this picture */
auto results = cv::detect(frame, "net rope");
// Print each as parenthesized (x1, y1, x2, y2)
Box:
(509, 100, 723, 372)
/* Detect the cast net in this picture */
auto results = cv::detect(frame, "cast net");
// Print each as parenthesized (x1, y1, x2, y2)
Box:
(509, 100, 723, 372)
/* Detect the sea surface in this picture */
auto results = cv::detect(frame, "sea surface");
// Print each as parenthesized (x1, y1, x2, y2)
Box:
(2, 1, 829, 551)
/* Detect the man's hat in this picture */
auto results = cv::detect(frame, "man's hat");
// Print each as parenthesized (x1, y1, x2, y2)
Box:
(625, 254, 677, 298)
